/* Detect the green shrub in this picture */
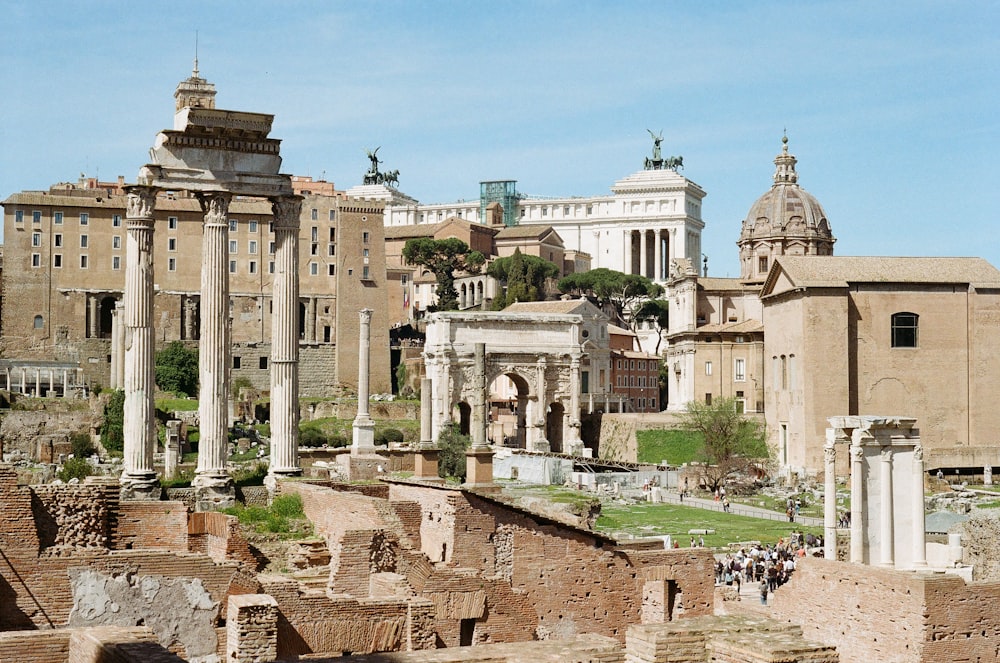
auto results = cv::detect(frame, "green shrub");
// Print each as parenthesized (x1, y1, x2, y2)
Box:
(376, 428, 405, 446)
(155, 341, 199, 396)
(437, 423, 471, 480)
(271, 494, 304, 519)
(58, 457, 94, 482)
(300, 427, 327, 448)
(328, 433, 349, 448)
(70, 431, 96, 458)
(232, 461, 268, 487)
(100, 390, 125, 454)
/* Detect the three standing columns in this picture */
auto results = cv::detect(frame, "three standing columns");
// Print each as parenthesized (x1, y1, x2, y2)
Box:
(268, 197, 303, 480)
(120, 186, 160, 496)
(194, 192, 234, 489)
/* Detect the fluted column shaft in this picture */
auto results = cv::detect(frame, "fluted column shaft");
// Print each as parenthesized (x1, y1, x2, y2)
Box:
(471, 343, 488, 448)
(880, 445, 895, 567)
(823, 432, 837, 560)
(122, 186, 158, 489)
(912, 445, 927, 567)
(269, 196, 302, 476)
(850, 436, 865, 563)
(357, 309, 373, 419)
(88, 295, 100, 338)
(195, 192, 233, 485)
(110, 302, 120, 389)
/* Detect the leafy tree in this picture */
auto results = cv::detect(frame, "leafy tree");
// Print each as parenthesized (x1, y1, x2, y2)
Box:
(677, 397, 770, 492)
(155, 341, 199, 397)
(634, 299, 670, 354)
(437, 423, 471, 481)
(402, 238, 485, 311)
(375, 428, 405, 446)
(488, 248, 559, 309)
(58, 457, 94, 482)
(70, 431, 96, 458)
(557, 268, 663, 330)
(100, 390, 126, 454)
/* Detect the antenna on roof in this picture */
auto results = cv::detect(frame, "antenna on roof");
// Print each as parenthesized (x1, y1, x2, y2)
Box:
(193, 31, 199, 77)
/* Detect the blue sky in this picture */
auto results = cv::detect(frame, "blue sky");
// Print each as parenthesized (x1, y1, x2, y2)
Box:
(2, 1, 997, 277)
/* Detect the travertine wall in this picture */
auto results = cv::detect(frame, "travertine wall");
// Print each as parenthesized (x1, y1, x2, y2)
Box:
(770, 556, 1000, 663)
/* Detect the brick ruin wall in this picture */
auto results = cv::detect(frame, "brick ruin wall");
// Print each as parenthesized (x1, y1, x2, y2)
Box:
(770, 556, 1000, 663)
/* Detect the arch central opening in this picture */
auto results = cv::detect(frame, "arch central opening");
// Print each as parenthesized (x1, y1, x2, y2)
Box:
(488, 372, 530, 448)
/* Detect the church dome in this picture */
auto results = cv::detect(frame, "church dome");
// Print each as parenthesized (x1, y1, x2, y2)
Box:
(737, 135, 834, 282)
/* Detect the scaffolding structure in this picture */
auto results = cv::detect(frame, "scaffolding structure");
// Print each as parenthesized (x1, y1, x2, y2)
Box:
(480, 180, 519, 227)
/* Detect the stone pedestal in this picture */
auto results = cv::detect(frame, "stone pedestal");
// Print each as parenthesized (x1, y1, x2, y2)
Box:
(413, 449, 440, 480)
(163, 420, 181, 481)
(194, 484, 236, 512)
(464, 446, 495, 487)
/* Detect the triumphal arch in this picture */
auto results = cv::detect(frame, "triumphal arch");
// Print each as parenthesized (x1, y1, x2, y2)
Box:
(120, 69, 302, 506)
(423, 311, 586, 455)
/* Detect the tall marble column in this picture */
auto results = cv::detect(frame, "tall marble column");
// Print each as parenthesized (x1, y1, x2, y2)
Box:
(121, 185, 159, 498)
(879, 445, 895, 567)
(88, 295, 100, 339)
(850, 437, 865, 563)
(420, 377, 434, 447)
(823, 432, 837, 560)
(110, 301, 121, 389)
(267, 196, 303, 483)
(654, 230, 663, 281)
(911, 444, 927, 567)
(639, 230, 648, 278)
(352, 309, 375, 453)
(471, 343, 488, 448)
(194, 191, 233, 492)
(566, 352, 584, 455)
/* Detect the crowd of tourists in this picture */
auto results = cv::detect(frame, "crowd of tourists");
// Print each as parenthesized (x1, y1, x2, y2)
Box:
(715, 533, 817, 605)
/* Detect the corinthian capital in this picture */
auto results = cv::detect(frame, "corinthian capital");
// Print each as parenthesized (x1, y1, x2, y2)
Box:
(359, 308, 374, 324)
(197, 191, 232, 225)
(271, 195, 303, 231)
(824, 445, 837, 464)
(125, 186, 158, 219)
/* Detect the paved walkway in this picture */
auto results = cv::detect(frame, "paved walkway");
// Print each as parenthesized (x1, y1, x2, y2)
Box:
(642, 490, 824, 528)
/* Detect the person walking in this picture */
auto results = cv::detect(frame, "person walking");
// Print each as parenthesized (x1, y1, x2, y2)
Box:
(760, 581, 769, 605)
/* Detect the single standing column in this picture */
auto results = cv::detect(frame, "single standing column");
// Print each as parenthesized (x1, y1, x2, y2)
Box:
(880, 445, 895, 567)
(121, 185, 159, 497)
(109, 304, 120, 390)
(850, 437, 865, 563)
(88, 295, 100, 339)
(654, 230, 663, 281)
(194, 191, 233, 490)
(352, 309, 375, 453)
(911, 444, 927, 567)
(566, 353, 583, 454)
(34, 369, 40, 397)
(305, 297, 317, 343)
(267, 196, 303, 482)
(470, 343, 488, 448)
(115, 300, 126, 389)
(48, 369, 54, 396)
(420, 377, 434, 447)
(823, 432, 837, 560)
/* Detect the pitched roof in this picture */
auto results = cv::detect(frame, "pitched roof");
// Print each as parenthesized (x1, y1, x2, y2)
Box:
(504, 298, 604, 317)
(495, 224, 561, 243)
(695, 319, 764, 334)
(383, 223, 441, 240)
(764, 256, 1000, 294)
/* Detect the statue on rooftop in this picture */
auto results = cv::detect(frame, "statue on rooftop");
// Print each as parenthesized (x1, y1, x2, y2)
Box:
(644, 131, 683, 172)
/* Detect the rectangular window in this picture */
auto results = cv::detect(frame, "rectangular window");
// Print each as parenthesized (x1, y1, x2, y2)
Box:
(80, 255, 88, 269)
(249, 240, 257, 255)
(401, 274, 408, 286)
(268, 262, 275, 274)
(113, 235, 121, 249)
(329, 228, 336, 241)
(80, 234, 88, 248)
(758, 256, 768, 273)
(248, 220, 258, 233)
(735, 358, 746, 382)
(79, 213, 89, 225)
(249, 261, 257, 274)
(229, 239, 238, 254)
(168, 237, 176, 251)
(269, 241, 275, 255)
(259, 357, 268, 369)
(15, 210, 24, 223)
(54, 211, 63, 225)
(363, 266, 370, 279)
(309, 262, 318, 275)
(705, 393, 712, 405)
(229, 260, 236, 273)
(582, 371, 589, 393)
(53, 254, 63, 268)
(229, 219, 237, 232)
(113, 256, 121, 270)
(363, 248, 370, 258)
(31, 232, 41, 247)
(311, 209, 318, 220)
(311, 226, 318, 242)
(168, 216, 178, 230)
(327, 244, 335, 257)
(233, 356, 242, 369)
(168, 257, 176, 271)
(31, 253, 41, 267)
(112, 214, 122, 227)
(311, 243, 318, 256)
(329, 210, 335, 221)
(54, 234, 63, 247)
(328, 264, 336, 276)
(32, 210, 41, 223)
(891, 313, 919, 348)
(362, 231, 370, 244)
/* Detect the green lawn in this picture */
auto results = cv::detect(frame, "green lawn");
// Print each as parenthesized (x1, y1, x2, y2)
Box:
(594, 501, 820, 549)
(156, 397, 199, 412)
(636, 429, 703, 465)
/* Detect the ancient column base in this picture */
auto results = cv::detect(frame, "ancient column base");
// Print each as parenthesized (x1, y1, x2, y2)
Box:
(464, 446, 498, 490)
(413, 448, 441, 481)
(528, 439, 551, 453)
(565, 438, 585, 457)
(119, 473, 162, 501)
(193, 474, 235, 511)
(264, 469, 302, 496)
(352, 417, 376, 455)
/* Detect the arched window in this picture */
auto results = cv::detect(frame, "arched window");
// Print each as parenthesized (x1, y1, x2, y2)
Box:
(891, 312, 918, 348)
(34, 315, 44, 329)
